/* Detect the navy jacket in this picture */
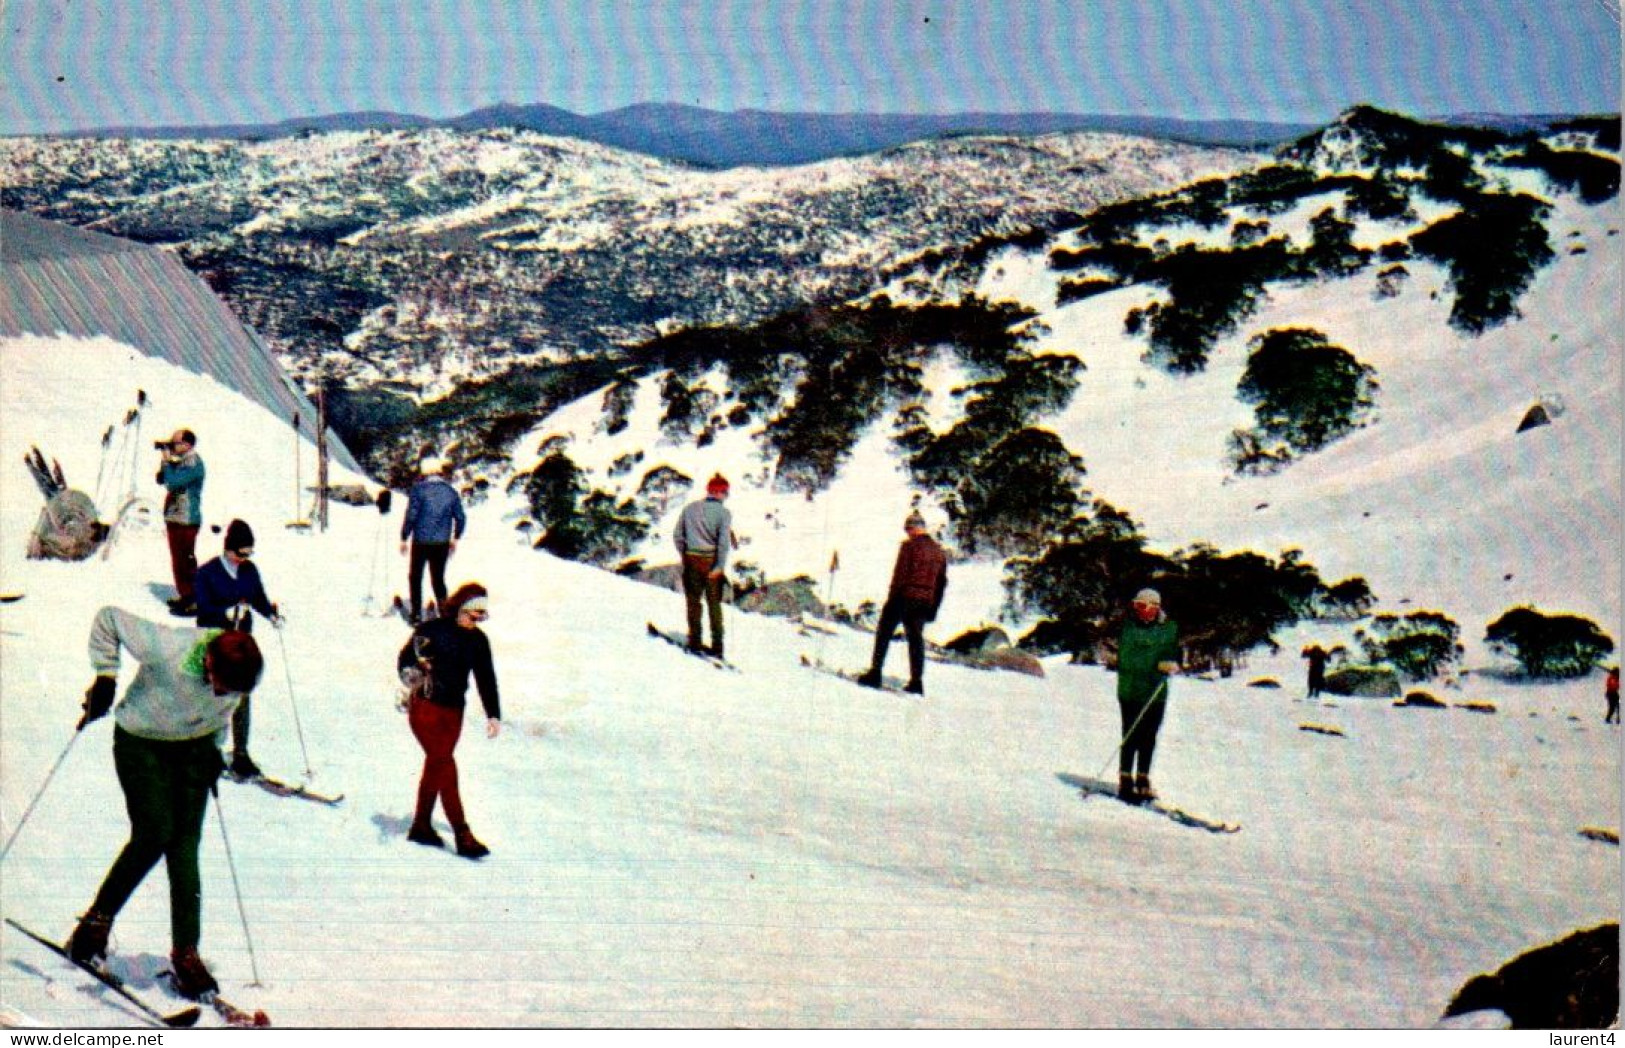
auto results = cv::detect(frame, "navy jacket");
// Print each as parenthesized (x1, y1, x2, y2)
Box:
(401, 477, 466, 545)
(194, 557, 274, 631)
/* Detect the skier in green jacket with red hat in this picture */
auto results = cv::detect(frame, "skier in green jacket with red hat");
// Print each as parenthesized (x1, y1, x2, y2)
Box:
(1116, 588, 1180, 804)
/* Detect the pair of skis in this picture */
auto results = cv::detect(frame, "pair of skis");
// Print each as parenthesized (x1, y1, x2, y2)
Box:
(5, 917, 269, 1028)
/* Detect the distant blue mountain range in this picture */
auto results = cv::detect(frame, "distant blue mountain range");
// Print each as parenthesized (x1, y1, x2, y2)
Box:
(70, 103, 1325, 167)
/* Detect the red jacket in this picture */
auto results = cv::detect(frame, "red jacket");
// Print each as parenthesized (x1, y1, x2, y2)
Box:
(888, 533, 948, 612)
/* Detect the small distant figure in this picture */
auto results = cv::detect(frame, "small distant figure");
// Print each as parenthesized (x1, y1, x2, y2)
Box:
(397, 583, 501, 859)
(194, 519, 283, 779)
(156, 429, 205, 616)
(1606, 665, 1619, 725)
(399, 456, 466, 625)
(1302, 644, 1329, 699)
(674, 474, 733, 658)
(1116, 588, 1180, 804)
(856, 510, 948, 696)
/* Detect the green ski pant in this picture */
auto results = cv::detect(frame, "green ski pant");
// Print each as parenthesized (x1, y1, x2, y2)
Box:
(89, 727, 223, 950)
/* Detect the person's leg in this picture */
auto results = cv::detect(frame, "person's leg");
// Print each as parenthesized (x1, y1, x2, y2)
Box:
(425, 543, 451, 615)
(867, 598, 903, 676)
(230, 696, 254, 770)
(682, 554, 712, 648)
(164, 739, 221, 951)
(167, 523, 200, 601)
(902, 606, 927, 690)
(1133, 700, 1167, 799)
(705, 570, 725, 655)
(408, 542, 428, 621)
(409, 699, 465, 829)
(89, 730, 176, 919)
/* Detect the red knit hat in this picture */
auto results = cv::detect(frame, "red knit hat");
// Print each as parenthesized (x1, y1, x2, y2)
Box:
(707, 474, 730, 495)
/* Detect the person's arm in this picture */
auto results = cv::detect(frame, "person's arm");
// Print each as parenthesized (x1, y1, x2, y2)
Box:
(471, 633, 501, 735)
(451, 495, 467, 544)
(400, 490, 418, 545)
(244, 565, 276, 619)
(162, 456, 204, 493)
(710, 506, 731, 574)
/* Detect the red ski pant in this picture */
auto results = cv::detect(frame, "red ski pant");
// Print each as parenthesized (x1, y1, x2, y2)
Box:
(409, 697, 466, 829)
(166, 522, 200, 600)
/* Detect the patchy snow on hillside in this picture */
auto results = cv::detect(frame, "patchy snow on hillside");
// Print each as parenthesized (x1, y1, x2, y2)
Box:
(0, 330, 1617, 1030)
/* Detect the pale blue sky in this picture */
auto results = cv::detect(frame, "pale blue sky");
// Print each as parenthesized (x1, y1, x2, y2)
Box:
(2, 0, 1619, 134)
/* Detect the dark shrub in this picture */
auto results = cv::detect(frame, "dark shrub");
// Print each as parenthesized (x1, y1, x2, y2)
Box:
(1357, 611, 1463, 681)
(1235, 327, 1378, 456)
(1485, 606, 1616, 678)
(1410, 192, 1554, 334)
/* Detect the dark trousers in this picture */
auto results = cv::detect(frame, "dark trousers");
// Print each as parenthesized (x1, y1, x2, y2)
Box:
(1607, 693, 1619, 724)
(231, 696, 252, 758)
(409, 698, 467, 829)
(90, 727, 222, 950)
(408, 541, 451, 620)
(1118, 696, 1166, 778)
(870, 596, 929, 685)
(166, 522, 200, 600)
(682, 552, 724, 650)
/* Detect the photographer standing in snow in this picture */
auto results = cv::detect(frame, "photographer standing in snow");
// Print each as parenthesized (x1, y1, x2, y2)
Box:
(156, 430, 205, 617)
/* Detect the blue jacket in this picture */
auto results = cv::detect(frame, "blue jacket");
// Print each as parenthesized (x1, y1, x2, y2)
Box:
(195, 557, 275, 631)
(401, 476, 466, 544)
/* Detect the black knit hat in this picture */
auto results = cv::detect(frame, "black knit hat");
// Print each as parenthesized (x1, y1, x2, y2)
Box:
(224, 519, 255, 553)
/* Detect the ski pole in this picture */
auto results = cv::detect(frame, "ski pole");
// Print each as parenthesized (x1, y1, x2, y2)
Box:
(211, 785, 263, 987)
(0, 727, 83, 864)
(273, 627, 314, 779)
(1094, 678, 1169, 781)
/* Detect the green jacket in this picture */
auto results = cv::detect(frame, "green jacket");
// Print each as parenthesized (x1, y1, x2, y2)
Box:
(1117, 616, 1179, 706)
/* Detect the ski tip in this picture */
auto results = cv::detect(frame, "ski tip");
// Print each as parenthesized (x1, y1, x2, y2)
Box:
(165, 1006, 204, 1028)
(645, 621, 660, 635)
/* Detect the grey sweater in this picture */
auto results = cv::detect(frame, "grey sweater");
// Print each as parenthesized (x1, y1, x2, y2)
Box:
(673, 497, 732, 571)
(89, 607, 244, 742)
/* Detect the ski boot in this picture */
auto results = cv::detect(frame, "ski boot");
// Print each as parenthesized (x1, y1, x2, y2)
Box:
(407, 822, 445, 848)
(67, 910, 113, 964)
(169, 947, 218, 1000)
(453, 826, 490, 860)
(1134, 773, 1157, 803)
(855, 669, 882, 689)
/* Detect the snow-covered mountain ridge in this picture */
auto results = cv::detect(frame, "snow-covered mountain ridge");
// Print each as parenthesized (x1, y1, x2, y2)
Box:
(0, 127, 1259, 394)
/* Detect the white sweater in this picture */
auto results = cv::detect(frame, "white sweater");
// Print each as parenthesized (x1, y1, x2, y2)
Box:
(88, 607, 243, 742)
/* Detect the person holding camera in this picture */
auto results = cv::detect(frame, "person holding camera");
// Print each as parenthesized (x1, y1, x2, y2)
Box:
(156, 430, 206, 617)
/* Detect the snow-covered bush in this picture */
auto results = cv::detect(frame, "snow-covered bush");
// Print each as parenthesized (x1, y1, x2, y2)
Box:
(1484, 606, 1616, 679)
(1356, 611, 1464, 682)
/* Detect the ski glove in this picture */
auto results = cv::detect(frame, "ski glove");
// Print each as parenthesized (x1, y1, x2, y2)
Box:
(79, 675, 116, 729)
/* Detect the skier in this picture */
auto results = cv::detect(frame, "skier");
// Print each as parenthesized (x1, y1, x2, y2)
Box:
(1606, 665, 1619, 725)
(857, 510, 948, 696)
(397, 582, 501, 859)
(66, 607, 264, 1000)
(399, 456, 466, 625)
(1302, 644, 1328, 699)
(194, 519, 282, 778)
(156, 430, 205, 617)
(1115, 588, 1180, 803)
(673, 474, 732, 657)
